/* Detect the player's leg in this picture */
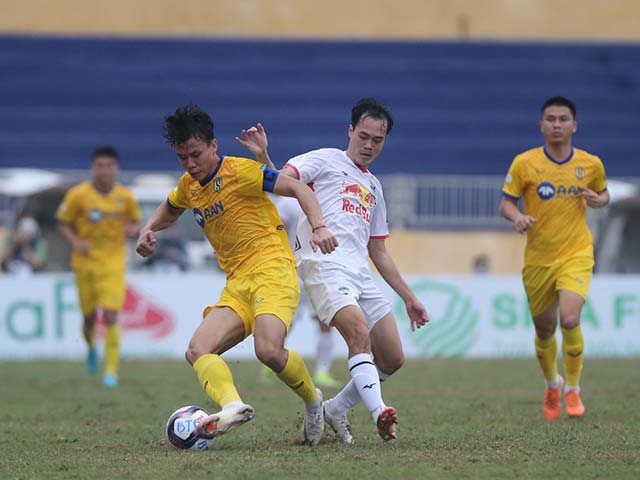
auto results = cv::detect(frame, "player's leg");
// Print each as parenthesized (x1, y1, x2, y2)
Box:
(313, 317, 339, 388)
(556, 254, 592, 417)
(186, 305, 254, 439)
(75, 269, 98, 375)
(96, 269, 126, 388)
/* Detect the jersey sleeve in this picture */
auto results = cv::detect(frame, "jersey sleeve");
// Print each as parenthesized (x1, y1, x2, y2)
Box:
(502, 155, 524, 199)
(126, 190, 142, 222)
(370, 184, 390, 239)
(56, 186, 80, 223)
(235, 158, 269, 197)
(590, 156, 608, 193)
(167, 177, 190, 209)
(285, 152, 327, 184)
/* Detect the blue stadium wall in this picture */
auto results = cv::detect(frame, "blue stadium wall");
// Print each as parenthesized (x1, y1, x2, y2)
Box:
(1, 34, 640, 176)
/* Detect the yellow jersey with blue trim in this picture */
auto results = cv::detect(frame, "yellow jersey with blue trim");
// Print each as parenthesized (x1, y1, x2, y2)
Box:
(56, 181, 141, 271)
(167, 156, 293, 276)
(502, 146, 607, 266)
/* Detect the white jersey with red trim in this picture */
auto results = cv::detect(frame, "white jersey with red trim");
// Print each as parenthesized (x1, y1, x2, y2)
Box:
(267, 193, 301, 250)
(285, 148, 389, 269)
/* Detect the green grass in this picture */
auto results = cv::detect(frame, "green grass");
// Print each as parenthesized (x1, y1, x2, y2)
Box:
(1, 358, 639, 479)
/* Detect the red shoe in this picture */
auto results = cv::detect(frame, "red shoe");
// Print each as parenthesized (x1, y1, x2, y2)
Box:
(543, 376, 564, 420)
(565, 390, 585, 417)
(376, 406, 398, 441)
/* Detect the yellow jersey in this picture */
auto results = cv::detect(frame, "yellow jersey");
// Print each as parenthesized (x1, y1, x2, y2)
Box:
(502, 146, 607, 266)
(56, 181, 141, 271)
(167, 156, 293, 277)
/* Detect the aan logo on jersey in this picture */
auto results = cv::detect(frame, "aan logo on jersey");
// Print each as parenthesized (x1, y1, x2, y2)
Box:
(339, 182, 376, 222)
(193, 202, 225, 228)
(536, 182, 582, 200)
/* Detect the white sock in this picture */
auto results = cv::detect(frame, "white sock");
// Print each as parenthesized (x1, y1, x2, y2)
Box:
(315, 331, 333, 375)
(347, 353, 385, 422)
(545, 375, 561, 389)
(329, 364, 393, 415)
(222, 401, 245, 411)
(564, 385, 580, 394)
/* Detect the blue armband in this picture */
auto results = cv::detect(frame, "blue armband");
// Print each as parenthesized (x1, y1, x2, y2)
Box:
(261, 165, 280, 192)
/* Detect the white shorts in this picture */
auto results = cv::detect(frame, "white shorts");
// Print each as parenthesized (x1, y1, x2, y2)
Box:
(298, 260, 392, 330)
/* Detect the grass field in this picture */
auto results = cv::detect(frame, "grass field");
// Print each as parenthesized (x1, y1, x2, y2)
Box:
(1, 358, 639, 479)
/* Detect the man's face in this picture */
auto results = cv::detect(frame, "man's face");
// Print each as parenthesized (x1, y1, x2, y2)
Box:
(91, 156, 118, 185)
(540, 105, 577, 145)
(347, 115, 388, 167)
(175, 137, 219, 182)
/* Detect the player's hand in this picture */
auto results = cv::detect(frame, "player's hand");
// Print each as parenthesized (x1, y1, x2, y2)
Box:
(136, 230, 157, 257)
(235, 123, 268, 157)
(580, 187, 603, 208)
(406, 298, 429, 332)
(514, 214, 537, 234)
(309, 226, 339, 254)
(72, 239, 91, 256)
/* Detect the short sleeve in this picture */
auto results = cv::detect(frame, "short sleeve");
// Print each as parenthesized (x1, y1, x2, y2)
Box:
(126, 191, 142, 222)
(369, 183, 390, 239)
(235, 158, 265, 197)
(285, 151, 327, 184)
(590, 156, 608, 193)
(56, 186, 80, 223)
(502, 155, 524, 199)
(167, 177, 189, 209)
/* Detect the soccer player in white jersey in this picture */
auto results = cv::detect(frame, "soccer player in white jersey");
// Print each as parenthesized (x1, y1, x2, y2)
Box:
(237, 98, 429, 443)
(267, 194, 340, 388)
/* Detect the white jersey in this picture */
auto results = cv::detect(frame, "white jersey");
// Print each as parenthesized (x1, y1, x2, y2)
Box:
(267, 193, 301, 250)
(285, 148, 389, 270)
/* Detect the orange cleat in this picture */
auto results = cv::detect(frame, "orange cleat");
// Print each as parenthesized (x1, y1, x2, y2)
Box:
(565, 390, 585, 417)
(543, 376, 564, 420)
(376, 406, 398, 441)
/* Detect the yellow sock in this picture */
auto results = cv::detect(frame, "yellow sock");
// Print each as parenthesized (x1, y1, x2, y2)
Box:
(193, 354, 242, 408)
(83, 323, 95, 349)
(104, 323, 120, 375)
(562, 325, 584, 387)
(534, 333, 558, 382)
(275, 350, 318, 406)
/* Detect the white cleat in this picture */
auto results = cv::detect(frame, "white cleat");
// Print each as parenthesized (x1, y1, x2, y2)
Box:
(323, 400, 354, 445)
(196, 404, 255, 440)
(303, 388, 325, 445)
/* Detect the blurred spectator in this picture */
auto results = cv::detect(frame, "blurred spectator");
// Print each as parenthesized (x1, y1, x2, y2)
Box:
(1, 216, 47, 274)
(471, 254, 490, 274)
(143, 227, 188, 272)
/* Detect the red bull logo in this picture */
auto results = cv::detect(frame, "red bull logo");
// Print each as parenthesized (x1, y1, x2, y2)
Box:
(95, 285, 175, 339)
(340, 182, 376, 223)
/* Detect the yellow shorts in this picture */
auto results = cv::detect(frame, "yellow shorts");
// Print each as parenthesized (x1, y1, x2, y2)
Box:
(74, 268, 126, 316)
(205, 257, 300, 337)
(522, 254, 594, 317)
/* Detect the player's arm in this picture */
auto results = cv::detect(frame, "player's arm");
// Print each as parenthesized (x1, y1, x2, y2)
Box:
(136, 201, 184, 257)
(499, 197, 537, 234)
(367, 238, 429, 332)
(271, 173, 338, 254)
(580, 187, 610, 209)
(236, 122, 278, 169)
(57, 221, 90, 256)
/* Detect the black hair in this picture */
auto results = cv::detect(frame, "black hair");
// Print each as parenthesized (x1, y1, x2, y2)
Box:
(92, 146, 119, 162)
(541, 96, 576, 118)
(164, 103, 215, 147)
(351, 98, 394, 134)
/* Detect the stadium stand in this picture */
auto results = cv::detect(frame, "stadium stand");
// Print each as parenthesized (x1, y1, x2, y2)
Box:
(1, 35, 640, 177)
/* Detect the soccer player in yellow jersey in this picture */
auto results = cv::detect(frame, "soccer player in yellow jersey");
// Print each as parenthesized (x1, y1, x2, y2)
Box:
(136, 104, 338, 445)
(500, 96, 609, 420)
(56, 146, 141, 388)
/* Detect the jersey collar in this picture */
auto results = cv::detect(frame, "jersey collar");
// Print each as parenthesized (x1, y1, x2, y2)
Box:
(344, 151, 370, 173)
(199, 156, 224, 186)
(543, 146, 574, 165)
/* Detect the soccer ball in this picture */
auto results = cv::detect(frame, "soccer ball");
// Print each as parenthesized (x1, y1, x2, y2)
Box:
(166, 405, 215, 451)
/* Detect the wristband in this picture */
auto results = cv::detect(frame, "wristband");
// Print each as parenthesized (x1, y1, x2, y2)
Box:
(312, 225, 326, 233)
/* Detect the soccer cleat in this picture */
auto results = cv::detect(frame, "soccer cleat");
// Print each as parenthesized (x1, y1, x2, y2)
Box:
(103, 373, 118, 388)
(196, 404, 255, 440)
(313, 372, 340, 388)
(323, 401, 353, 445)
(543, 376, 564, 420)
(87, 348, 98, 375)
(565, 390, 585, 417)
(376, 406, 398, 441)
(303, 388, 325, 445)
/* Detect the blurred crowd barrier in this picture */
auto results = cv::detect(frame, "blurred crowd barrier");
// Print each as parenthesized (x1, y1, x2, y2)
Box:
(2, 273, 638, 360)
(2, 0, 640, 40)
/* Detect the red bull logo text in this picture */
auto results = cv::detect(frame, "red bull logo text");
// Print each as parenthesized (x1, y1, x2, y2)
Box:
(340, 183, 376, 222)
